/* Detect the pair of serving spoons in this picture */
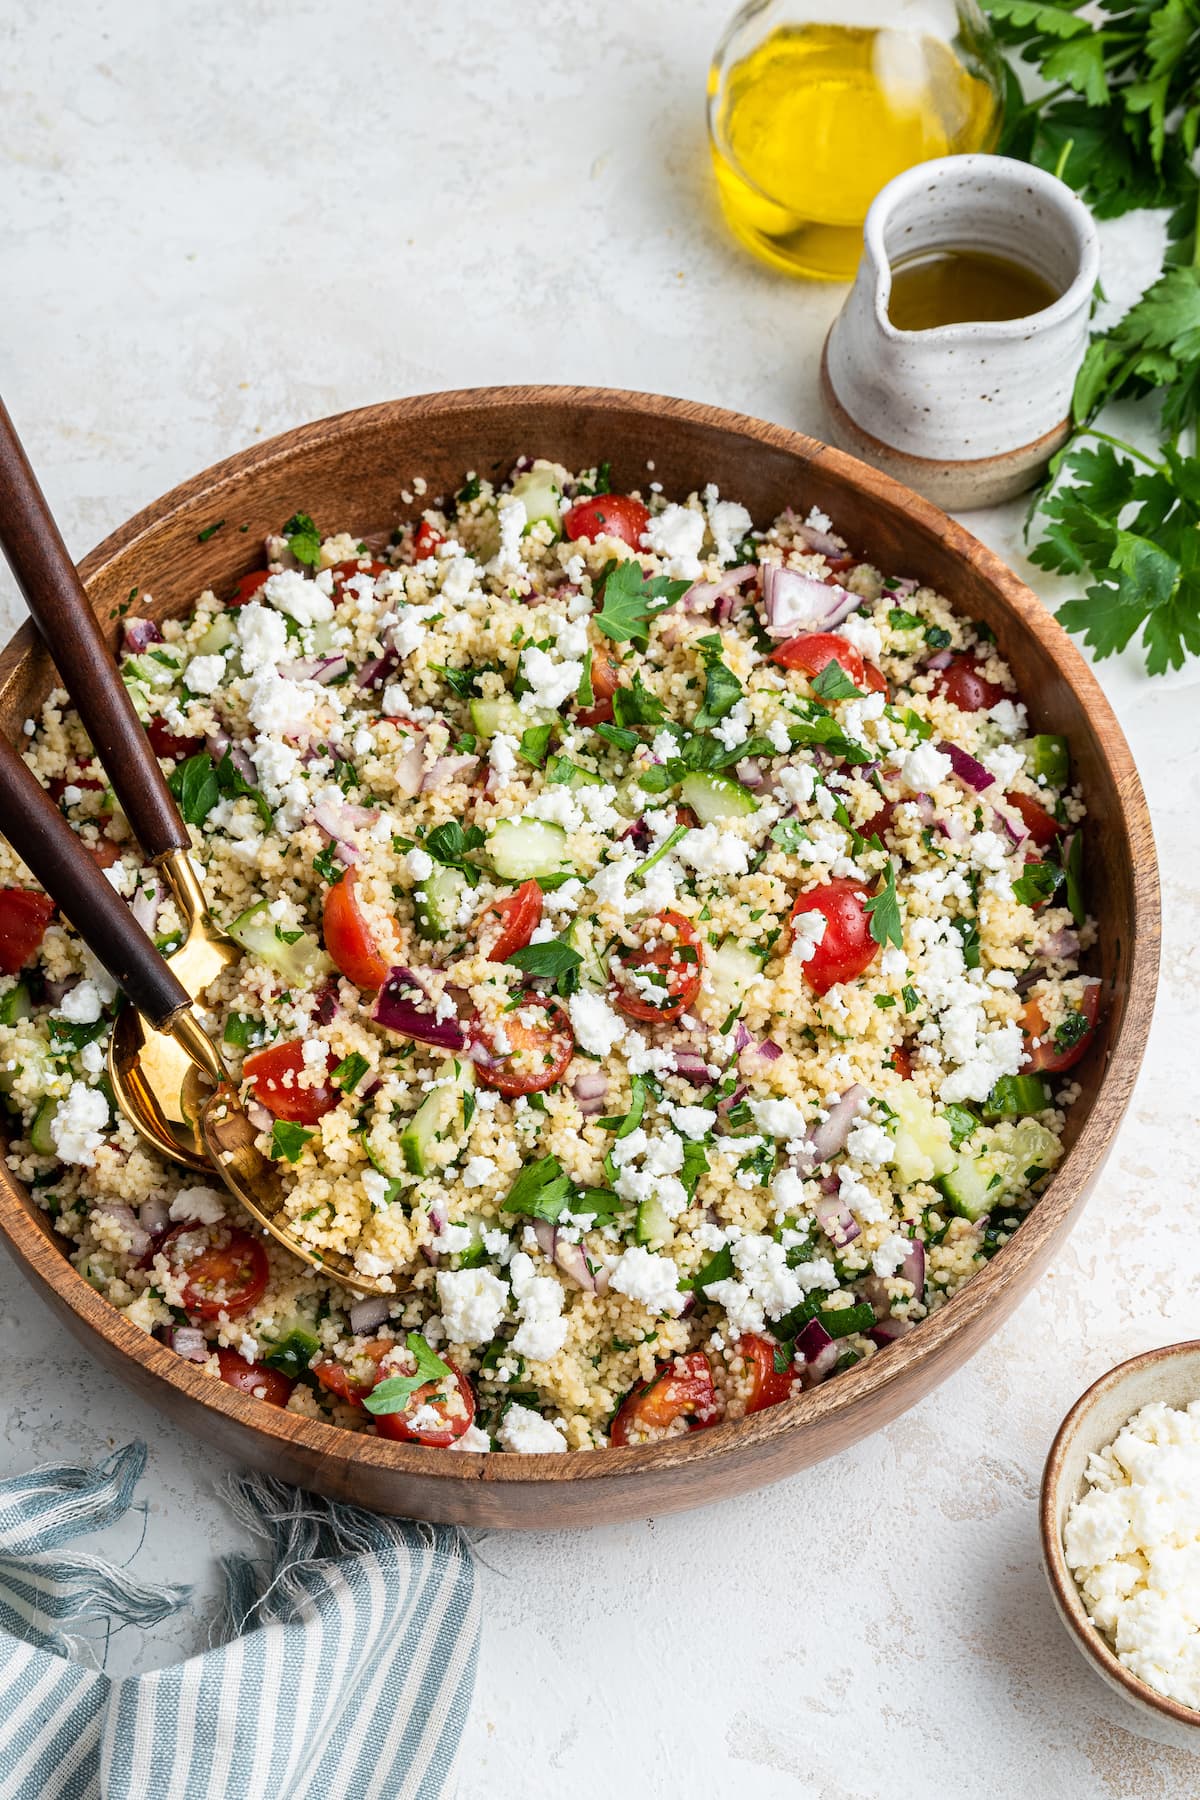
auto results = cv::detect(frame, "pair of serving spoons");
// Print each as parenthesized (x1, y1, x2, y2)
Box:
(0, 399, 383, 1295)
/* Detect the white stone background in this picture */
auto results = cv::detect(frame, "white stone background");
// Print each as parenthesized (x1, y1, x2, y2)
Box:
(1, 2, 1197, 1794)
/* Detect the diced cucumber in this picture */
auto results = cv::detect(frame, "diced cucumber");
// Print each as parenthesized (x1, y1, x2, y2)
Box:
(227, 900, 332, 986)
(1026, 734, 1069, 788)
(308, 619, 338, 655)
(983, 1074, 1050, 1120)
(510, 466, 562, 536)
(0, 982, 32, 1026)
(546, 755, 603, 789)
(399, 1058, 476, 1176)
(563, 915, 610, 990)
(635, 1195, 675, 1249)
(695, 936, 764, 1027)
(936, 1146, 1007, 1221)
(486, 818, 572, 882)
(263, 1322, 321, 1378)
(679, 771, 758, 822)
(1004, 1118, 1060, 1182)
(194, 611, 236, 655)
(889, 1085, 956, 1187)
(415, 866, 468, 939)
(469, 695, 556, 739)
(30, 1096, 58, 1157)
(122, 652, 179, 691)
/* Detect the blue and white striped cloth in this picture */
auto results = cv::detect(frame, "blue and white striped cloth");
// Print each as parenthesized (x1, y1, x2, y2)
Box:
(0, 1443, 480, 1800)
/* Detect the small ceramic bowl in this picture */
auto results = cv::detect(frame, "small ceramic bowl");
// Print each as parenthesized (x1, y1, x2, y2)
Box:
(1041, 1342, 1200, 1749)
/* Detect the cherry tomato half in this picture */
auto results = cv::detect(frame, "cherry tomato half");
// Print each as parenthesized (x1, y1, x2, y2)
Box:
(612, 910, 703, 1024)
(931, 653, 1006, 714)
(610, 1351, 719, 1446)
(563, 493, 649, 550)
(0, 889, 55, 976)
(412, 519, 444, 560)
(329, 558, 387, 602)
(863, 663, 889, 697)
(232, 570, 271, 607)
(738, 1334, 799, 1414)
(313, 1338, 395, 1406)
(472, 995, 575, 1096)
(790, 879, 879, 997)
(322, 870, 395, 991)
(373, 1363, 476, 1446)
(161, 1222, 270, 1321)
(769, 632, 866, 687)
(576, 646, 621, 728)
(1005, 789, 1062, 849)
(146, 718, 205, 762)
(890, 1045, 915, 1080)
(1021, 980, 1100, 1074)
(476, 879, 543, 963)
(215, 1347, 295, 1407)
(85, 838, 123, 870)
(242, 1038, 338, 1125)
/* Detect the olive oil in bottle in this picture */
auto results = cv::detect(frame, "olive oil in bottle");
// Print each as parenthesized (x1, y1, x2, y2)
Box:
(707, 13, 1002, 281)
(888, 247, 1061, 330)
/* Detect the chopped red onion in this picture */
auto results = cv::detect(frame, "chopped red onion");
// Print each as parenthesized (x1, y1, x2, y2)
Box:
(393, 741, 426, 799)
(868, 1317, 913, 1348)
(901, 1237, 925, 1300)
(121, 617, 163, 654)
(41, 975, 76, 1006)
(372, 968, 466, 1051)
(91, 1201, 150, 1260)
(349, 1295, 392, 1335)
(280, 653, 351, 686)
(733, 1020, 752, 1054)
(681, 564, 758, 619)
(555, 1237, 609, 1295)
(310, 797, 380, 864)
(791, 1084, 866, 1175)
(170, 1327, 210, 1363)
(756, 1039, 782, 1062)
(796, 1317, 838, 1384)
(812, 1190, 861, 1248)
(138, 1195, 171, 1240)
(760, 565, 861, 639)
(532, 1219, 557, 1259)
(1037, 926, 1080, 962)
(990, 802, 1028, 847)
(572, 1071, 609, 1115)
(735, 757, 764, 790)
(420, 755, 479, 792)
(356, 648, 399, 689)
(793, 521, 849, 561)
(670, 1048, 714, 1085)
(924, 648, 955, 671)
(205, 731, 257, 785)
(939, 740, 994, 793)
(247, 1101, 274, 1133)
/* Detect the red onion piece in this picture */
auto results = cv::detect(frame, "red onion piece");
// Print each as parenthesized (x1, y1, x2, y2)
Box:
(138, 1195, 171, 1240)
(205, 730, 257, 785)
(555, 1237, 609, 1295)
(791, 1084, 866, 1175)
(356, 648, 399, 689)
(795, 1317, 838, 1384)
(393, 741, 426, 798)
(901, 1237, 925, 1301)
(868, 1316, 913, 1348)
(793, 521, 849, 561)
(91, 1201, 150, 1261)
(735, 757, 764, 790)
(532, 1219, 557, 1259)
(760, 565, 861, 639)
(572, 1071, 609, 1115)
(372, 968, 466, 1051)
(670, 1048, 714, 1086)
(938, 740, 994, 793)
(990, 802, 1028, 848)
(756, 1039, 782, 1062)
(310, 797, 380, 863)
(170, 1326, 210, 1363)
(1037, 926, 1080, 962)
(349, 1295, 392, 1335)
(812, 1190, 861, 1248)
(681, 564, 758, 619)
(733, 1020, 752, 1055)
(421, 755, 479, 792)
(924, 648, 955, 671)
(280, 653, 351, 685)
(121, 617, 163, 654)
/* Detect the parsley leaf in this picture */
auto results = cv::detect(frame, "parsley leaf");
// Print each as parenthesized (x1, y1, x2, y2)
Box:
(331, 1052, 370, 1093)
(167, 752, 220, 826)
(271, 1121, 314, 1163)
(501, 1154, 573, 1222)
(424, 820, 486, 878)
(810, 659, 865, 702)
(864, 862, 903, 949)
(363, 1333, 453, 1416)
(518, 724, 554, 768)
(693, 633, 744, 727)
(506, 941, 582, 982)
(593, 559, 690, 648)
(1012, 861, 1065, 908)
(282, 511, 321, 568)
(612, 672, 666, 728)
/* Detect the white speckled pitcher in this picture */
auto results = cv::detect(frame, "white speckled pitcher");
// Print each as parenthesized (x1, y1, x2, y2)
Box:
(822, 155, 1099, 510)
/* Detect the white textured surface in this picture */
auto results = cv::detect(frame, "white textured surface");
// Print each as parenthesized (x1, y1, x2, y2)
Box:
(2, 3, 1197, 1793)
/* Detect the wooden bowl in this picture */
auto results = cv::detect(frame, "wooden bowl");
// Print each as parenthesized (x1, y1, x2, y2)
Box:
(0, 387, 1159, 1526)
(1041, 1343, 1200, 1748)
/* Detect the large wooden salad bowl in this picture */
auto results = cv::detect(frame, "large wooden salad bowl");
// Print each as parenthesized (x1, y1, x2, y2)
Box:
(0, 388, 1158, 1526)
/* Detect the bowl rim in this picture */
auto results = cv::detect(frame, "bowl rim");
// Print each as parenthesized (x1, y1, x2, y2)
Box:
(1040, 1341, 1200, 1730)
(0, 384, 1161, 1492)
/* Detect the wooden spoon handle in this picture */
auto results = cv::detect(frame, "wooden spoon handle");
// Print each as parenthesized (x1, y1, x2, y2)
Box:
(0, 732, 191, 1027)
(0, 397, 191, 860)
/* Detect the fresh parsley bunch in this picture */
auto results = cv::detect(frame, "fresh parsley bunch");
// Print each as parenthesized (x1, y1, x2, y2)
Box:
(983, 0, 1200, 674)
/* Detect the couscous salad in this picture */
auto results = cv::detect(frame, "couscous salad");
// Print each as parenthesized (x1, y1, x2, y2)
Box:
(0, 462, 1100, 1453)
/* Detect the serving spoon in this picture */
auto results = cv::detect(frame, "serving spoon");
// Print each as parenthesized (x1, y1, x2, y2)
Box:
(0, 401, 385, 1295)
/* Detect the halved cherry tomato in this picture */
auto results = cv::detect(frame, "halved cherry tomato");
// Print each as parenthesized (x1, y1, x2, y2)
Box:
(576, 646, 621, 728)
(373, 1363, 476, 1446)
(738, 1334, 799, 1413)
(322, 870, 395, 991)
(313, 1338, 395, 1406)
(611, 910, 703, 1024)
(146, 718, 205, 761)
(863, 663, 889, 697)
(329, 558, 387, 602)
(215, 1347, 295, 1407)
(85, 838, 123, 870)
(790, 879, 879, 997)
(161, 1222, 270, 1320)
(1005, 789, 1062, 849)
(890, 1045, 914, 1079)
(563, 493, 649, 550)
(931, 654, 1006, 713)
(1020, 980, 1100, 1074)
(46, 772, 105, 806)
(472, 995, 575, 1096)
(861, 797, 897, 842)
(769, 632, 866, 686)
(610, 1351, 719, 1446)
(412, 519, 444, 559)
(0, 890, 55, 975)
(232, 570, 271, 607)
(476, 880, 543, 963)
(243, 1038, 338, 1124)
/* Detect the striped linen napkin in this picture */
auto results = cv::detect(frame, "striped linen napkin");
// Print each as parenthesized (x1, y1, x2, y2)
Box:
(0, 1442, 480, 1800)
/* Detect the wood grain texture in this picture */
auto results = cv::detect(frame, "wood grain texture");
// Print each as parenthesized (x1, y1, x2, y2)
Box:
(0, 388, 1160, 1527)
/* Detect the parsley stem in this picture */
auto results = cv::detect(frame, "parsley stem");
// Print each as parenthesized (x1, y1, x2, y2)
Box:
(1079, 429, 1165, 473)
(632, 824, 689, 884)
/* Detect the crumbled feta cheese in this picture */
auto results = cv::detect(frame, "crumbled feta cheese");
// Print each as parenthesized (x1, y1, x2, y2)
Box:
(56, 980, 102, 1025)
(508, 1251, 568, 1362)
(488, 732, 519, 783)
(836, 614, 883, 665)
(870, 1232, 911, 1277)
(749, 1097, 808, 1140)
(436, 1269, 509, 1347)
(704, 490, 753, 564)
(677, 824, 750, 877)
(982, 743, 1024, 788)
(900, 741, 953, 791)
(568, 992, 626, 1057)
(264, 568, 334, 626)
(608, 1246, 684, 1315)
(461, 1156, 497, 1189)
(440, 555, 479, 604)
(406, 847, 434, 882)
(988, 698, 1027, 738)
(236, 602, 289, 672)
(519, 645, 583, 713)
(777, 763, 816, 807)
(169, 1186, 226, 1226)
(497, 1403, 567, 1453)
(47, 1083, 108, 1166)
(185, 654, 226, 695)
(641, 503, 706, 579)
(489, 495, 528, 579)
(790, 908, 827, 964)
(845, 1121, 892, 1168)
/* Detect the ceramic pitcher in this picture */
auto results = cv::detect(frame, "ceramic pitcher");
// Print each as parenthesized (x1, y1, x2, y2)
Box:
(822, 154, 1099, 510)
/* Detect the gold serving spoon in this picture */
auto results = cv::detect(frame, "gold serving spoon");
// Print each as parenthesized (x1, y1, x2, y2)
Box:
(0, 398, 385, 1295)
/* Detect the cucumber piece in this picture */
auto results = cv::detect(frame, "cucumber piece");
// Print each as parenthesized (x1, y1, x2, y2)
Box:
(263, 1323, 320, 1378)
(696, 936, 764, 1026)
(0, 982, 33, 1025)
(30, 1096, 58, 1157)
(546, 755, 603, 789)
(679, 771, 758, 822)
(636, 1194, 675, 1249)
(227, 900, 332, 986)
(983, 1074, 1050, 1120)
(399, 1058, 476, 1176)
(563, 915, 610, 990)
(122, 652, 179, 692)
(469, 695, 555, 739)
(486, 818, 571, 882)
(1004, 1118, 1060, 1181)
(510, 467, 562, 536)
(194, 611, 236, 656)
(889, 1085, 956, 1187)
(415, 866, 468, 939)
(940, 1102, 979, 1148)
(937, 1146, 1008, 1221)
(1026, 734, 1069, 788)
